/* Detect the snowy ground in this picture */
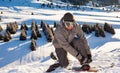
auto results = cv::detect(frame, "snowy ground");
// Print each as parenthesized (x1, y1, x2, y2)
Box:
(0, 0, 120, 73)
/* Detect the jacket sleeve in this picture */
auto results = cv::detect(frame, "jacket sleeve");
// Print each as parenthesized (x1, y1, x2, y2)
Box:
(54, 29, 81, 59)
(76, 24, 92, 55)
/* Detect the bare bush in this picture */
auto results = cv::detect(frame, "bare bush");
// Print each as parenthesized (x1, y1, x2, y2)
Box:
(30, 29, 37, 40)
(30, 38, 36, 51)
(104, 22, 115, 34)
(3, 31, 12, 42)
(20, 29, 27, 40)
(20, 22, 28, 30)
(82, 23, 93, 34)
(94, 23, 105, 37)
(0, 33, 3, 40)
(0, 25, 3, 32)
(36, 30, 42, 38)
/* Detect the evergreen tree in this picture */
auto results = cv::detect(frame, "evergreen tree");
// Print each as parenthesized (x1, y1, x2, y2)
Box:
(61, 0, 91, 5)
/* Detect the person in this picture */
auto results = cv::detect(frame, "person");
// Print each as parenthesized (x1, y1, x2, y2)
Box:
(46, 12, 92, 72)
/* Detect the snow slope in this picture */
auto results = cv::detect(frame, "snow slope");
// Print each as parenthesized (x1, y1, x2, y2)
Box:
(0, 0, 120, 73)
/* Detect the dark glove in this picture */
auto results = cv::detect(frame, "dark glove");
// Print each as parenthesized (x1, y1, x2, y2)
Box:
(76, 53, 82, 60)
(78, 56, 88, 65)
(87, 54, 92, 63)
(87, 54, 92, 59)
(76, 53, 85, 65)
(80, 56, 86, 65)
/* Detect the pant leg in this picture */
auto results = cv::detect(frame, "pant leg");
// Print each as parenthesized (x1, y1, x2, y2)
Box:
(55, 48, 69, 68)
(71, 38, 88, 58)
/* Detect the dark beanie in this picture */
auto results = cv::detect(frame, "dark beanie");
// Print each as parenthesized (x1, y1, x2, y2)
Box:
(63, 12, 75, 22)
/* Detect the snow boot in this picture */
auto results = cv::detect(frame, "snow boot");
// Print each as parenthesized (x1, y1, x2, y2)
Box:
(46, 63, 60, 72)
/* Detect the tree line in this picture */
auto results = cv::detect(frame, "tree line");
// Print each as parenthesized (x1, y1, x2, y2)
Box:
(61, 0, 92, 5)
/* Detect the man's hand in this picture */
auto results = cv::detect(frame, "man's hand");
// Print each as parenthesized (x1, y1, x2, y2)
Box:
(87, 54, 92, 63)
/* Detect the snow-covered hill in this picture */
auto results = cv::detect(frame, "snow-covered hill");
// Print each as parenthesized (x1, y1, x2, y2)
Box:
(0, 0, 120, 73)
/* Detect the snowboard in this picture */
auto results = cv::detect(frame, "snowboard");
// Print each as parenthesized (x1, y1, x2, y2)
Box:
(70, 67, 98, 72)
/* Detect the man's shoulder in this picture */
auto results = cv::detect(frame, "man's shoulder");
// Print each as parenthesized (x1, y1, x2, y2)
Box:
(56, 24, 62, 28)
(55, 24, 65, 30)
(54, 25, 66, 34)
(74, 22, 81, 26)
(74, 23, 82, 28)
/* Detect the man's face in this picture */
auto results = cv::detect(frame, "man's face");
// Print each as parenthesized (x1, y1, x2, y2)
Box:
(64, 21, 74, 30)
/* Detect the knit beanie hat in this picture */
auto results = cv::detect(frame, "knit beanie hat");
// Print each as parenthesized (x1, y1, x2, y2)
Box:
(63, 12, 75, 22)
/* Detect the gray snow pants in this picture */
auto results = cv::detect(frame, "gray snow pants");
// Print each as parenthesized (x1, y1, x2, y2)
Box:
(55, 38, 91, 67)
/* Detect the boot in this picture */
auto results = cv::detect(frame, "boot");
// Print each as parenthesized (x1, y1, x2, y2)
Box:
(46, 63, 60, 72)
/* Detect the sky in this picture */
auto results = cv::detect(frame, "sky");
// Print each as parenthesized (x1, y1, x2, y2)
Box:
(0, 0, 120, 73)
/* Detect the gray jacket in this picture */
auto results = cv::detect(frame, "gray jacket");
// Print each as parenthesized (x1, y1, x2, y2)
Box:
(53, 22, 91, 59)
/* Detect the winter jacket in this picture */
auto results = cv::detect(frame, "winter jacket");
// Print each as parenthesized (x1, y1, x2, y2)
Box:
(53, 22, 91, 59)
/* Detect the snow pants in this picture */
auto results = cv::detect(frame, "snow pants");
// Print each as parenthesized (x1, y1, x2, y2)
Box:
(55, 38, 91, 67)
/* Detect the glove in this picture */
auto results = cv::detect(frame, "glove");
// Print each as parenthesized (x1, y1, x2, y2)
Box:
(76, 53, 87, 65)
(76, 53, 82, 60)
(87, 54, 92, 63)
(87, 54, 92, 59)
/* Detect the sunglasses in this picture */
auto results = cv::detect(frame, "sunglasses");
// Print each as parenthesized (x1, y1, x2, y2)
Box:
(64, 21, 74, 27)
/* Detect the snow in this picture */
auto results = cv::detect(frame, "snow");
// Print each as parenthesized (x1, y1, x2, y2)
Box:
(0, 0, 120, 73)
